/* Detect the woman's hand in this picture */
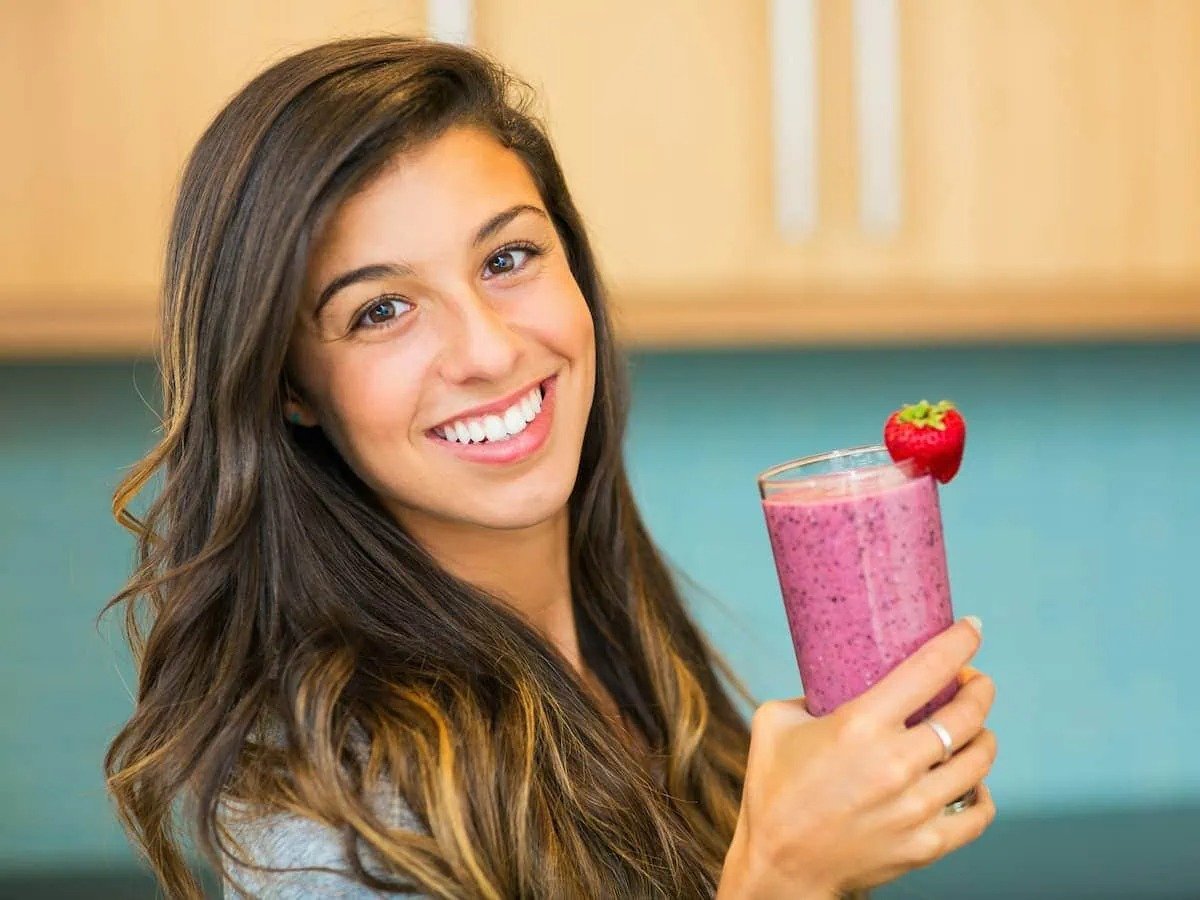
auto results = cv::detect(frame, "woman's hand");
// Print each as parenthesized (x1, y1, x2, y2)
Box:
(717, 618, 997, 899)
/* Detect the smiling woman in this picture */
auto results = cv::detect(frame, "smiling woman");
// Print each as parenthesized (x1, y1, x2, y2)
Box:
(102, 35, 995, 900)
(100, 36, 751, 899)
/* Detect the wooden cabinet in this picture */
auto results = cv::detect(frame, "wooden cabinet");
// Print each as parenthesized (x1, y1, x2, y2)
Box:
(3, 0, 1198, 356)
(487, 0, 1200, 345)
(0, 0, 424, 356)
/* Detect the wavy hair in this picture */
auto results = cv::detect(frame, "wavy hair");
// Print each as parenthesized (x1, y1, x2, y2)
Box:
(103, 36, 752, 898)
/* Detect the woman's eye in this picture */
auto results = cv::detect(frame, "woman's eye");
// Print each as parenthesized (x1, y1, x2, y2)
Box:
(483, 245, 539, 279)
(353, 296, 411, 332)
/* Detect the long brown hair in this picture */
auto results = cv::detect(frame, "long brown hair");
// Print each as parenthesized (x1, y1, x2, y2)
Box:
(103, 36, 751, 898)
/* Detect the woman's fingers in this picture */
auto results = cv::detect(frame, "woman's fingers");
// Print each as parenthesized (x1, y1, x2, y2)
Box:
(854, 618, 983, 727)
(957, 665, 983, 686)
(904, 671, 995, 768)
(915, 729, 997, 813)
(905, 782, 997, 868)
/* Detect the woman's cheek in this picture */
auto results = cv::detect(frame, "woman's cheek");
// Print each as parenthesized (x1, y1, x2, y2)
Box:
(533, 273, 593, 353)
(571, 295, 597, 376)
(329, 353, 425, 449)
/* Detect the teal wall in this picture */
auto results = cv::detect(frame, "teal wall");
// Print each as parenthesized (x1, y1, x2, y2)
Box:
(2, 342, 1197, 869)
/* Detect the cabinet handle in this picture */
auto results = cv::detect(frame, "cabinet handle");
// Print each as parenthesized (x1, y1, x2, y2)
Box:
(427, 0, 474, 45)
(770, 0, 819, 238)
(852, 0, 902, 234)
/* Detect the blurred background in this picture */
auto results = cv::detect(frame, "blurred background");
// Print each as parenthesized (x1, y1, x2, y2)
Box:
(2, 2, 1198, 898)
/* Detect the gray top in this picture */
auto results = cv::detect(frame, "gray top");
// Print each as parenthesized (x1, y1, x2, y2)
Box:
(220, 797, 428, 899)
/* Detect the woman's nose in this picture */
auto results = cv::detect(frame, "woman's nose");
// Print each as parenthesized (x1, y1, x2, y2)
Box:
(436, 288, 522, 384)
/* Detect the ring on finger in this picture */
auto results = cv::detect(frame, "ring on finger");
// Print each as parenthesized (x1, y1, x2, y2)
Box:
(926, 718, 954, 764)
(944, 786, 978, 815)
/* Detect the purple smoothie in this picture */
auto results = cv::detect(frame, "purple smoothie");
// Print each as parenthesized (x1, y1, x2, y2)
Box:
(761, 461, 957, 726)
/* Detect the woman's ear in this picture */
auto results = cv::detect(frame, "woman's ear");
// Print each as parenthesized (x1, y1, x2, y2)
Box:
(283, 401, 318, 427)
(282, 376, 319, 427)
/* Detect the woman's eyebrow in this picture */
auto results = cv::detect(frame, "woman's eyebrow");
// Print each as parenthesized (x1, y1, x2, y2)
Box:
(312, 204, 550, 322)
(472, 203, 548, 246)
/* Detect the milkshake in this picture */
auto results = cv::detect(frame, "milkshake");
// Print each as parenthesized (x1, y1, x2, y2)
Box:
(759, 446, 957, 725)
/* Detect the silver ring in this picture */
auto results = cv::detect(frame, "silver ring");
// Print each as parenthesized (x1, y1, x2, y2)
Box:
(926, 719, 954, 764)
(944, 787, 978, 815)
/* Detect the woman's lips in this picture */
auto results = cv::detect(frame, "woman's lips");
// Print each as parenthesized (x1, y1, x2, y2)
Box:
(428, 375, 547, 433)
(427, 375, 557, 466)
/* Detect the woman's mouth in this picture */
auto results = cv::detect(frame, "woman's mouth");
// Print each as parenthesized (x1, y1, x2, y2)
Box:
(427, 376, 557, 465)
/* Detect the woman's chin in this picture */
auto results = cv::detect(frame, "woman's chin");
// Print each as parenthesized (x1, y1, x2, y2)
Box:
(388, 481, 573, 535)
(451, 493, 570, 532)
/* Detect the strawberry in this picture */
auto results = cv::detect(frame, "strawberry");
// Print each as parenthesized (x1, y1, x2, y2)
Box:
(883, 399, 967, 484)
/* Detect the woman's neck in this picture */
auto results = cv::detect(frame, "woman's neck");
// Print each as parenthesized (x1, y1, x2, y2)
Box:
(399, 505, 648, 759)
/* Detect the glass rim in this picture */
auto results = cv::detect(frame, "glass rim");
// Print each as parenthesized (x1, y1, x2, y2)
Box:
(757, 444, 916, 488)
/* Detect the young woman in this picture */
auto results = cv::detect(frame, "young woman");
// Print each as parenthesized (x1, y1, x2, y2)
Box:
(104, 36, 996, 899)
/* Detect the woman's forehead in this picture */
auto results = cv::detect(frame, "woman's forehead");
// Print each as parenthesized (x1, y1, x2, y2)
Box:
(304, 127, 545, 286)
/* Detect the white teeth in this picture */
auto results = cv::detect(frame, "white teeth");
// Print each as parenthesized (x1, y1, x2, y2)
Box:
(437, 383, 547, 445)
(503, 407, 527, 435)
(483, 415, 506, 441)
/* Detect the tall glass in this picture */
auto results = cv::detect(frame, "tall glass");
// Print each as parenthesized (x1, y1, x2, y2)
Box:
(758, 445, 958, 725)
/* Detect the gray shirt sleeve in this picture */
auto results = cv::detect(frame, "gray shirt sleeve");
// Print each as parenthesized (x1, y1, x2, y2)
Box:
(220, 801, 428, 899)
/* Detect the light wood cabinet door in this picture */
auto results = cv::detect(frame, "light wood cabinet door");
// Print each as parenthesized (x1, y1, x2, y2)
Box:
(1, 0, 425, 356)
(4, 1, 1197, 355)
(896, 1, 1199, 284)
(483, 0, 1200, 345)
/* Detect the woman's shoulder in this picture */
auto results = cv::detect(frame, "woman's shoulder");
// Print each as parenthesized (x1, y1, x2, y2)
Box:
(218, 792, 427, 899)
(217, 716, 430, 897)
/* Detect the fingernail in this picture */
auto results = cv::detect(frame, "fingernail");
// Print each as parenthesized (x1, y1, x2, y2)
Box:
(963, 615, 983, 636)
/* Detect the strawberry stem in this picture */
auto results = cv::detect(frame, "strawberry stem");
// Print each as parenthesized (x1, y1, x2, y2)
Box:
(897, 399, 956, 431)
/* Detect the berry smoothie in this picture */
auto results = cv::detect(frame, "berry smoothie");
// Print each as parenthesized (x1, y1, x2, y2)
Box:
(760, 453, 957, 726)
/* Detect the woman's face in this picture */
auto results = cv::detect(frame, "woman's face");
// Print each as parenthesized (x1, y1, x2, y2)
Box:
(287, 126, 596, 535)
